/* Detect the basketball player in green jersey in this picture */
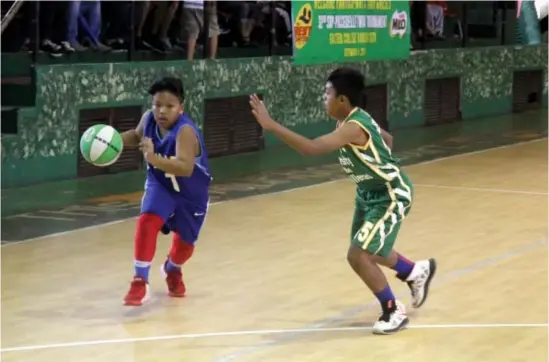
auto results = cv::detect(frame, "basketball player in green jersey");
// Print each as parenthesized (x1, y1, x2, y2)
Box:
(249, 67, 437, 335)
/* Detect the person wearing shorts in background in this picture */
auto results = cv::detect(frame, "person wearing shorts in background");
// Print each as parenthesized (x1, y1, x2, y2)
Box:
(181, 0, 219, 60)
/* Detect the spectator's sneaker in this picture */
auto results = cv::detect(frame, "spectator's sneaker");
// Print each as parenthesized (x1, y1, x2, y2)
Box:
(145, 37, 167, 53)
(173, 38, 186, 51)
(60, 41, 75, 52)
(73, 41, 88, 51)
(240, 40, 258, 48)
(61, 41, 87, 52)
(98, 42, 112, 52)
(40, 39, 63, 57)
(135, 37, 149, 51)
(20, 38, 31, 52)
(82, 37, 111, 52)
(159, 38, 173, 52)
(141, 36, 163, 53)
(106, 38, 127, 52)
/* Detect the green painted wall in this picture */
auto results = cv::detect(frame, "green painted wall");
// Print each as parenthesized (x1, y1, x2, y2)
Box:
(1, 44, 547, 188)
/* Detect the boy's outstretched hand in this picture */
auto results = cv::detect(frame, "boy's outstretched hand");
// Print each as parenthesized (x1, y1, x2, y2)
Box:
(249, 94, 276, 131)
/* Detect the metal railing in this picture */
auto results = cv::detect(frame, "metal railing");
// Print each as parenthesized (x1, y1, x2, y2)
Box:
(1, 1, 534, 64)
(2, 1, 280, 62)
(1, 0, 25, 34)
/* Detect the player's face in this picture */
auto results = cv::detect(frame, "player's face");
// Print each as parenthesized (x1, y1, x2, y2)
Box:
(152, 91, 183, 128)
(323, 82, 344, 120)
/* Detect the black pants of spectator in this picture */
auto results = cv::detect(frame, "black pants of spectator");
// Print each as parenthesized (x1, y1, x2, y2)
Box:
(411, 1, 426, 37)
(101, 1, 131, 41)
(40, 1, 66, 43)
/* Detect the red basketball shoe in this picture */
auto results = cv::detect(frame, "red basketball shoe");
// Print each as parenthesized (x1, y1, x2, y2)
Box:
(123, 276, 150, 306)
(160, 261, 186, 297)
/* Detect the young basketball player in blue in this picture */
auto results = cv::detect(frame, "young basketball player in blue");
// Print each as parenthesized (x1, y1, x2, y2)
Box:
(249, 67, 436, 334)
(120, 77, 211, 306)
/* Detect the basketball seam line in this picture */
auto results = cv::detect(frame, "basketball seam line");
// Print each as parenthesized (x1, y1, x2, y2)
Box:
(95, 136, 121, 153)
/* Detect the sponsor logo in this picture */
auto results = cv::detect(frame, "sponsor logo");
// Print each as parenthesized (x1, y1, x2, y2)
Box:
(389, 10, 408, 38)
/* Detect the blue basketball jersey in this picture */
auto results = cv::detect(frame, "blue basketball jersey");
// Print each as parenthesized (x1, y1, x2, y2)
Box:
(142, 111, 211, 207)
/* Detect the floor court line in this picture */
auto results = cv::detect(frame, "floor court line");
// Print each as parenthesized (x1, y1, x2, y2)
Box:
(2, 239, 546, 355)
(1, 323, 547, 353)
(2, 138, 547, 246)
(2, 181, 543, 245)
(215, 239, 548, 362)
(1, 139, 546, 357)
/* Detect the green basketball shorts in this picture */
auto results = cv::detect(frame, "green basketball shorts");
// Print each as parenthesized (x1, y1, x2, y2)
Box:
(350, 177, 414, 257)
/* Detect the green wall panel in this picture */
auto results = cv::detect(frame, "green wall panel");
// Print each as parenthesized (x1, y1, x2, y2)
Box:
(1, 44, 547, 188)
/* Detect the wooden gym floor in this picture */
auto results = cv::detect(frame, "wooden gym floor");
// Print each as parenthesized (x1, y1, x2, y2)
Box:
(2, 139, 548, 362)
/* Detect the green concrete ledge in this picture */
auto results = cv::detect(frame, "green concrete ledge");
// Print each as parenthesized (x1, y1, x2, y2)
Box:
(2, 109, 546, 217)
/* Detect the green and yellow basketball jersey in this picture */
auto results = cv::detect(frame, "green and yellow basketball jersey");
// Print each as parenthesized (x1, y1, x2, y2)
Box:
(337, 108, 412, 197)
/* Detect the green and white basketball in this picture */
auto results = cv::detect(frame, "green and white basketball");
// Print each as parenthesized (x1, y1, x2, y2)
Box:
(80, 124, 124, 167)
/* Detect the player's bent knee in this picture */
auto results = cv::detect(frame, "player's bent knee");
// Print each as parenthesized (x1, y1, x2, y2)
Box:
(172, 232, 197, 246)
(137, 213, 165, 233)
(346, 245, 375, 267)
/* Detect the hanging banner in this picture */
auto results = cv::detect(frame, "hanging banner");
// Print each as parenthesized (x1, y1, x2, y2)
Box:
(291, 0, 410, 65)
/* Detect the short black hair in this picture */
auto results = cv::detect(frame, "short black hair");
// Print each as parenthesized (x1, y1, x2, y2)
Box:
(148, 77, 185, 102)
(327, 67, 366, 108)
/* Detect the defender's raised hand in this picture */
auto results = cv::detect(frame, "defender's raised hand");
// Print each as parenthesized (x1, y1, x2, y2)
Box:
(249, 94, 276, 131)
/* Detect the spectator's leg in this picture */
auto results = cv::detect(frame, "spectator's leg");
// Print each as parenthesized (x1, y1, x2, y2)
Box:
(149, 1, 177, 51)
(246, 3, 266, 46)
(410, 0, 426, 49)
(86, 1, 102, 40)
(66, 1, 80, 44)
(411, 0, 426, 38)
(215, 0, 240, 46)
(102, 2, 130, 48)
(238, 2, 264, 46)
(275, 7, 292, 44)
(275, 7, 291, 34)
(150, 2, 167, 36)
(207, 4, 220, 59)
(136, 0, 152, 48)
(80, 1, 111, 51)
(63, 1, 86, 51)
(39, 1, 63, 55)
(182, 8, 202, 60)
(78, 2, 98, 44)
(159, 1, 179, 49)
(239, 3, 254, 45)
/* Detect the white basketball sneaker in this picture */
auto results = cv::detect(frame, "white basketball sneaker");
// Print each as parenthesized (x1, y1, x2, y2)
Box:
(372, 300, 409, 335)
(406, 258, 437, 308)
